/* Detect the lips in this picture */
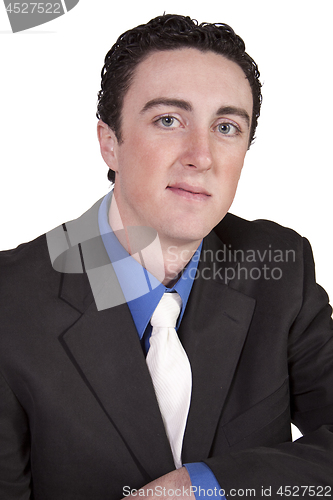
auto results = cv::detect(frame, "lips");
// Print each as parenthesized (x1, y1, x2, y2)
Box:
(168, 182, 210, 196)
(167, 182, 211, 201)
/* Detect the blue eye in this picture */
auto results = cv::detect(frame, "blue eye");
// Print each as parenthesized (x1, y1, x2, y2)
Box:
(217, 123, 239, 135)
(160, 116, 176, 127)
(153, 115, 181, 130)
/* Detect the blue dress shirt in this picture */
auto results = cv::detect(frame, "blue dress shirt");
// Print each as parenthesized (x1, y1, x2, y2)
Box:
(98, 190, 224, 498)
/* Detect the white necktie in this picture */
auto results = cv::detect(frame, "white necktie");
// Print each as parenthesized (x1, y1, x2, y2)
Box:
(146, 292, 192, 469)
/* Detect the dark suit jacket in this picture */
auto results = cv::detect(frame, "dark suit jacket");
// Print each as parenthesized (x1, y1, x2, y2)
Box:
(0, 198, 333, 499)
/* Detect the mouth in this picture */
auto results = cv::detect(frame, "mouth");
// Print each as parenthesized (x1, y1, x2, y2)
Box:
(167, 182, 211, 201)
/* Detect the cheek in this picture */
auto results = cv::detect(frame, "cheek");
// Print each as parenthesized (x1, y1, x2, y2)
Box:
(133, 126, 184, 166)
(121, 135, 167, 177)
(217, 151, 245, 184)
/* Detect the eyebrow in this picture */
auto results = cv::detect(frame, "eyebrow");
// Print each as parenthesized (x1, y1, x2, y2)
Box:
(216, 106, 251, 128)
(140, 98, 251, 129)
(140, 98, 192, 113)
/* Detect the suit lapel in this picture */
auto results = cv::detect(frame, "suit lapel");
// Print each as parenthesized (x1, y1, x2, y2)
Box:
(51, 202, 175, 480)
(180, 232, 256, 463)
(60, 295, 174, 479)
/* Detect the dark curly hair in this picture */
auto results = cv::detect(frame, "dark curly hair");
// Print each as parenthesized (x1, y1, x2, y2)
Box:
(97, 14, 262, 183)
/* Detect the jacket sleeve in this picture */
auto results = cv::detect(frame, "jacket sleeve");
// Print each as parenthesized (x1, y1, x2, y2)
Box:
(0, 369, 32, 499)
(204, 237, 333, 497)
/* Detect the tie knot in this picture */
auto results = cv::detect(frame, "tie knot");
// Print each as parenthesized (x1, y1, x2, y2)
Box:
(150, 293, 182, 329)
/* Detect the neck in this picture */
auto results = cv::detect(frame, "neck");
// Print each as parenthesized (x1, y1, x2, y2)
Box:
(108, 194, 201, 286)
(158, 235, 201, 286)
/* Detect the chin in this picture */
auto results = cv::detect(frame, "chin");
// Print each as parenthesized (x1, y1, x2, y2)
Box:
(164, 225, 212, 246)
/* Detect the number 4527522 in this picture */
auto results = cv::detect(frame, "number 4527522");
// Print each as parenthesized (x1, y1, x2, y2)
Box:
(6, 3, 61, 14)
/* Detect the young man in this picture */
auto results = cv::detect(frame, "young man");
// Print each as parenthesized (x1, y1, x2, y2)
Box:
(0, 14, 332, 500)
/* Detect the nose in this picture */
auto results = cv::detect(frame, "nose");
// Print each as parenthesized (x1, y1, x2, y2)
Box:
(180, 128, 213, 172)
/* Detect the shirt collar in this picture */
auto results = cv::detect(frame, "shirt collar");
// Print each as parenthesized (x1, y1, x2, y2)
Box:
(98, 190, 202, 338)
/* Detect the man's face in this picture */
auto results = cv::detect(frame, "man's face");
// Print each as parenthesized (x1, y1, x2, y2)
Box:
(100, 48, 253, 248)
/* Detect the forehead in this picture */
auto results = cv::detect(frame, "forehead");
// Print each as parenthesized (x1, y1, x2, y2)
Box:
(123, 48, 253, 116)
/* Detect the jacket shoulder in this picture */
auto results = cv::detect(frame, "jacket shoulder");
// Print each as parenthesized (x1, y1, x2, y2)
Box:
(0, 234, 50, 278)
(214, 213, 304, 251)
(0, 234, 59, 306)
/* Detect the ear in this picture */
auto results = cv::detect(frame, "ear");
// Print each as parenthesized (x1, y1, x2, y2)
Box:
(97, 120, 119, 174)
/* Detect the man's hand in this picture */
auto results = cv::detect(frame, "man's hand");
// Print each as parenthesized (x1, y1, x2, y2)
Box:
(122, 467, 195, 500)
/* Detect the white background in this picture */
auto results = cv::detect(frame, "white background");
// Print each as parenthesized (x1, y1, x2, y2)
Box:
(1, 0, 332, 410)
